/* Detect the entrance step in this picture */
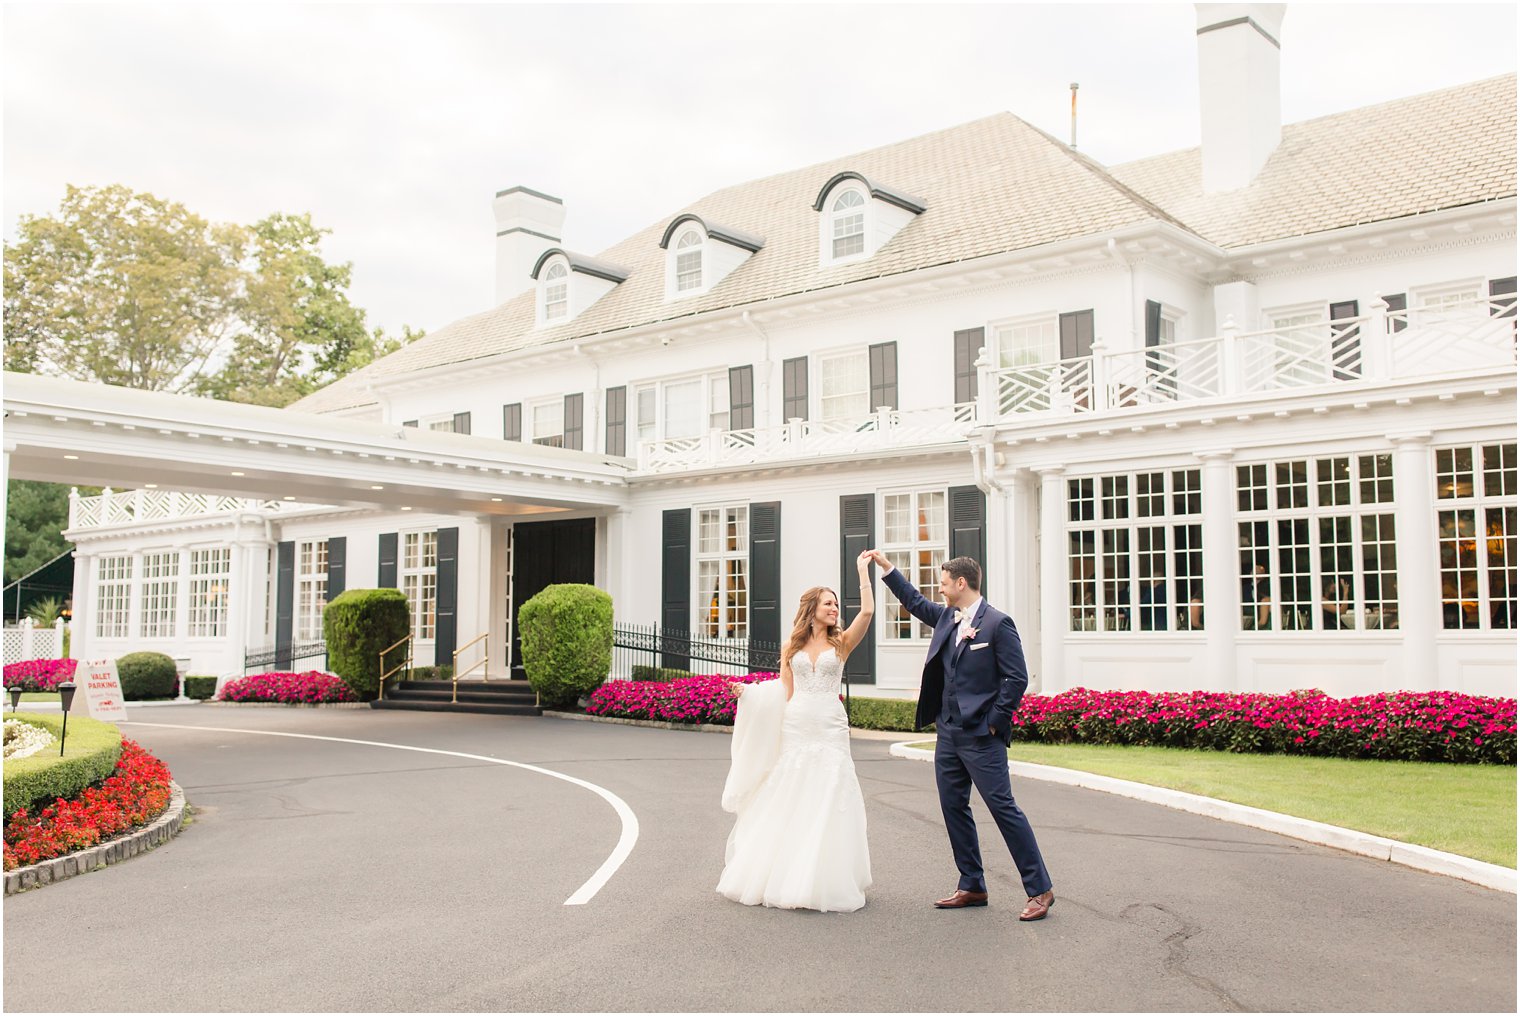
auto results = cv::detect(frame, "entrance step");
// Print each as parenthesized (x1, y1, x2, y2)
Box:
(372, 679, 543, 716)
(370, 699, 543, 716)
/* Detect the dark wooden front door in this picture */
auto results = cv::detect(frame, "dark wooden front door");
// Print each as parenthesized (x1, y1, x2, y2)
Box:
(510, 517, 597, 673)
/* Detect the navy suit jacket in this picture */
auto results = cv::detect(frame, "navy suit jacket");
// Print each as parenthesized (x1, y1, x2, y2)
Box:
(882, 567, 1030, 744)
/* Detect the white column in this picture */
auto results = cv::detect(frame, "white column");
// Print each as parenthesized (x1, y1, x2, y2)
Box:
(486, 518, 509, 679)
(1391, 433, 1439, 688)
(1003, 467, 1042, 690)
(1032, 465, 1067, 693)
(1197, 450, 1240, 691)
(466, 516, 495, 678)
(1, 442, 13, 559)
(69, 550, 93, 662)
(232, 529, 275, 676)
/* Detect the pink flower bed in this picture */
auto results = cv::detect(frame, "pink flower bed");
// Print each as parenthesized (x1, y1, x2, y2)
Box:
(587, 672, 775, 726)
(3, 658, 78, 693)
(218, 670, 356, 705)
(1009, 688, 1516, 765)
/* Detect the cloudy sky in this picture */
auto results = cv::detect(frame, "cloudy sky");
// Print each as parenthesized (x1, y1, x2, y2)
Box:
(4, 3, 1515, 337)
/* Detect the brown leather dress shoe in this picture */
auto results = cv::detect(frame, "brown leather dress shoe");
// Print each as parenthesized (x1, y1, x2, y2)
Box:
(933, 889, 989, 909)
(1019, 890, 1055, 921)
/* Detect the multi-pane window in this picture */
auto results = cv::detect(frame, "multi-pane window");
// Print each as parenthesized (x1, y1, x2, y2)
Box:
(994, 316, 1059, 367)
(296, 539, 329, 642)
(831, 190, 866, 258)
(675, 231, 703, 292)
(882, 489, 948, 640)
(402, 531, 438, 641)
(1067, 470, 1204, 632)
(188, 548, 232, 638)
(820, 351, 869, 422)
(140, 552, 181, 639)
(636, 387, 657, 445)
(631, 374, 729, 443)
(696, 506, 748, 639)
(543, 262, 568, 320)
(1237, 455, 1398, 632)
(96, 555, 132, 639)
(1436, 442, 1517, 630)
(532, 400, 565, 447)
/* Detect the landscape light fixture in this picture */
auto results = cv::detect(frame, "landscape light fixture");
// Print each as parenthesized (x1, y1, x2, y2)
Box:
(56, 681, 77, 756)
(7, 685, 20, 712)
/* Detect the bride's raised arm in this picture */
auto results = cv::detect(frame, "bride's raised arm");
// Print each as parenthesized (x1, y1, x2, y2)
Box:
(841, 551, 876, 653)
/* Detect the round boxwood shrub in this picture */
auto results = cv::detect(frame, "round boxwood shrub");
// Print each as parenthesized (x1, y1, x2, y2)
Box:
(116, 652, 178, 700)
(519, 584, 613, 709)
(323, 588, 410, 699)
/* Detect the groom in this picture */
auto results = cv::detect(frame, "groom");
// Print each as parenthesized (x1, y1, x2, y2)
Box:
(867, 551, 1054, 921)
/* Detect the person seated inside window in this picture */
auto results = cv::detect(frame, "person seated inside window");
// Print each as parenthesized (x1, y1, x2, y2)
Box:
(1137, 576, 1168, 631)
(1241, 562, 1271, 630)
(1321, 576, 1353, 630)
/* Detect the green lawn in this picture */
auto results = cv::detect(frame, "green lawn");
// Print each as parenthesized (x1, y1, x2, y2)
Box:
(905, 740, 1517, 867)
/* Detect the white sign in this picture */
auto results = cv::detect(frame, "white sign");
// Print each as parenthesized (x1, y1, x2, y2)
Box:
(79, 659, 129, 722)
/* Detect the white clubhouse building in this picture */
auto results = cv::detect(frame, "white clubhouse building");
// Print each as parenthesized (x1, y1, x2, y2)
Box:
(6, 6, 1515, 699)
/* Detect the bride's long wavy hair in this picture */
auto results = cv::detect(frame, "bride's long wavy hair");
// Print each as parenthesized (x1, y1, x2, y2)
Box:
(784, 586, 847, 667)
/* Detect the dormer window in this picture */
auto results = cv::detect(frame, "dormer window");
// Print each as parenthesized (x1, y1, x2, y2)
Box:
(660, 214, 763, 301)
(675, 231, 704, 292)
(813, 171, 926, 267)
(543, 262, 568, 320)
(831, 190, 866, 259)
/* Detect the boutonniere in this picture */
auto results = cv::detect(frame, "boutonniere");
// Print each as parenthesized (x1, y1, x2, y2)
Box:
(960, 627, 978, 643)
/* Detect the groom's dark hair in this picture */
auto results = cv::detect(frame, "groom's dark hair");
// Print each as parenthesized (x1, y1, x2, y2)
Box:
(941, 557, 981, 592)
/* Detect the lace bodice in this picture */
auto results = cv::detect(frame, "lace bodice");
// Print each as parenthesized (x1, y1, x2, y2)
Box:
(791, 648, 844, 695)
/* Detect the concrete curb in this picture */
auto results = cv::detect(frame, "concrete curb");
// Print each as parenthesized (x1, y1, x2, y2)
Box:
(202, 701, 370, 709)
(5, 781, 188, 895)
(887, 742, 1516, 894)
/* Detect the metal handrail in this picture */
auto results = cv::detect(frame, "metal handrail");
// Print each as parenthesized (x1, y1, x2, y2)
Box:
(451, 631, 489, 704)
(377, 634, 413, 702)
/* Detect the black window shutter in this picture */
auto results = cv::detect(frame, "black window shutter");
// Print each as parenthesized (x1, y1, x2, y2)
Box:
(402, 420, 418, 428)
(1145, 300, 1163, 348)
(1329, 299, 1361, 380)
(275, 540, 295, 670)
(435, 527, 458, 667)
(948, 485, 988, 592)
(840, 493, 875, 686)
(503, 403, 522, 441)
(1491, 277, 1517, 318)
(563, 393, 584, 450)
(661, 509, 692, 670)
(1385, 293, 1408, 333)
(953, 328, 982, 404)
(451, 412, 471, 435)
(749, 501, 781, 670)
(326, 537, 346, 600)
(378, 532, 398, 588)
(782, 356, 809, 422)
(605, 386, 627, 456)
(868, 342, 898, 411)
(729, 366, 755, 431)
(1059, 310, 1094, 360)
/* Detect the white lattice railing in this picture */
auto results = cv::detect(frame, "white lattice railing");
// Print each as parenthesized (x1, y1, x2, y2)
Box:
(986, 295, 1515, 420)
(638, 402, 978, 473)
(70, 488, 330, 530)
(3, 618, 67, 666)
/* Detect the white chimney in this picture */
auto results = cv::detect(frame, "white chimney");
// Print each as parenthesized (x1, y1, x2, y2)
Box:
(1196, 4, 1286, 193)
(493, 186, 566, 305)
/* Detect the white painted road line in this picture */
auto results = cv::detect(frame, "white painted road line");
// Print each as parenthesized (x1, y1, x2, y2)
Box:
(124, 721, 639, 906)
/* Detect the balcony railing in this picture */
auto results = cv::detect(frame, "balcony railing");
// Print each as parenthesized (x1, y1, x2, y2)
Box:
(637, 402, 979, 473)
(987, 295, 1515, 420)
(69, 488, 330, 530)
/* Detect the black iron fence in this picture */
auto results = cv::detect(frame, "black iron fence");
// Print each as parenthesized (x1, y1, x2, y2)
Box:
(243, 641, 327, 674)
(611, 624, 780, 679)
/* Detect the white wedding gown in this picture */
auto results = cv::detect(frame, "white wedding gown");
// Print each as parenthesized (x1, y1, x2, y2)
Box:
(716, 648, 872, 912)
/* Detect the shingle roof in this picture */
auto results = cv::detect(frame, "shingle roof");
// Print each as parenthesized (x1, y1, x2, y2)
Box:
(293, 75, 1518, 415)
(292, 112, 1179, 413)
(1110, 74, 1516, 249)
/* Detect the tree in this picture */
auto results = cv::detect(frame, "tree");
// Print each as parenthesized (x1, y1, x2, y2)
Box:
(4, 480, 96, 586)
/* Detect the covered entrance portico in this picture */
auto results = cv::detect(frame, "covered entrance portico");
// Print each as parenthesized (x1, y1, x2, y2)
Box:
(3, 372, 631, 681)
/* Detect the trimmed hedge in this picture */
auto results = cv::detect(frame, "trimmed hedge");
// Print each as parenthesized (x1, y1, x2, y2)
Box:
(324, 588, 410, 699)
(630, 665, 690, 683)
(185, 676, 218, 700)
(409, 664, 454, 682)
(846, 695, 934, 733)
(520, 584, 613, 709)
(117, 652, 177, 700)
(2, 712, 123, 818)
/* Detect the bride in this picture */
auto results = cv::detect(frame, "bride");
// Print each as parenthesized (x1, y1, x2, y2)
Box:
(716, 550, 875, 912)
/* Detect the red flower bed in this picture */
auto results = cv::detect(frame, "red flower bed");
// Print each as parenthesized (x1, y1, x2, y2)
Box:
(587, 672, 775, 725)
(218, 670, 356, 704)
(3, 658, 78, 694)
(4, 739, 173, 870)
(1008, 688, 1516, 765)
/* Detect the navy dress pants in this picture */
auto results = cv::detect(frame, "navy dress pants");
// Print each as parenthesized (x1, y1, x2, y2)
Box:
(935, 725, 1052, 898)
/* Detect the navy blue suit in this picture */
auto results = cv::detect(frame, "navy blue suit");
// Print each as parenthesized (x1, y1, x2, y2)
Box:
(883, 566, 1051, 898)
